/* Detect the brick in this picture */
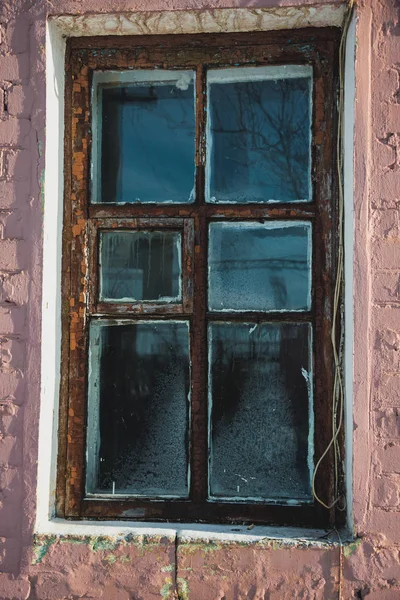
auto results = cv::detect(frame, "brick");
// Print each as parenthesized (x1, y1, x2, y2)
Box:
(371, 197, 400, 211)
(0, 466, 23, 537)
(387, 102, 400, 131)
(372, 209, 400, 239)
(30, 572, 74, 600)
(371, 168, 400, 203)
(372, 240, 400, 271)
(0, 372, 24, 406)
(0, 338, 25, 374)
(0, 435, 22, 467)
(0, 493, 22, 538)
(376, 442, 400, 474)
(373, 102, 400, 139)
(0, 117, 31, 146)
(0, 305, 26, 335)
(0, 400, 21, 436)
(0, 239, 23, 271)
(375, 409, 400, 439)
(0, 271, 29, 305)
(374, 328, 400, 372)
(6, 84, 33, 117)
(0, 466, 23, 536)
(369, 508, 400, 544)
(0, 52, 29, 82)
(381, 35, 400, 65)
(373, 135, 396, 167)
(373, 68, 399, 104)
(0, 180, 30, 209)
(6, 149, 31, 182)
(368, 591, 400, 600)
(372, 546, 400, 582)
(0, 181, 31, 210)
(0, 208, 23, 239)
(373, 474, 400, 508)
(0, 465, 21, 493)
(373, 306, 400, 332)
(5, 17, 30, 55)
(375, 373, 400, 407)
(373, 272, 400, 304)
(0, 536, 20, 573)
(0, 573, 30, 598)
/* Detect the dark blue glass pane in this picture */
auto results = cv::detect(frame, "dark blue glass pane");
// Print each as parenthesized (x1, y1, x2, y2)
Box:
(209, 322, 313, 501)
(97, 73, 195, 204)
(207, 73, 312, 203)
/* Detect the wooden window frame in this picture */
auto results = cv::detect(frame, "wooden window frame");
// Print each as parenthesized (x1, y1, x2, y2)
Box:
(57, 29, 343, 528)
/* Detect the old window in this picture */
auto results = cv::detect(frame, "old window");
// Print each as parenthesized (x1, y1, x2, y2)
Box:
(57, 30, 342, 527)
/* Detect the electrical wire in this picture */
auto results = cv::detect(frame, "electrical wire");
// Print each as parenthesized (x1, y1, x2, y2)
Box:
(311, 0, 355, 511)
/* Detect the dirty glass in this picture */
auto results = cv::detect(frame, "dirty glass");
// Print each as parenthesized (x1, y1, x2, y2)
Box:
(99, 231, 181, 302)
(93, 70, 195, 204)
(206, 66, 312, 203)
(208, 222, 311, 312)
(209, 322, 313, 501)
(86, 321, 190, 497)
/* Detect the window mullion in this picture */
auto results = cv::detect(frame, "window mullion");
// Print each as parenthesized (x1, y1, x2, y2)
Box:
(189, 65, 209, 503)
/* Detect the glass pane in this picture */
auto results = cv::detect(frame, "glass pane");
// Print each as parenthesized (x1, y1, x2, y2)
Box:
(99, 231, 181, 302)
(208, 222, 311, 312)
(86, 321, 190, 497)
(92, 70, 195, 204)
(209, 322, 313, 501)
(206, 66, 312, 203)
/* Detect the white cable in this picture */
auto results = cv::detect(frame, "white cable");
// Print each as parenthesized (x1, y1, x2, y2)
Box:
(312, 0, 355, 511)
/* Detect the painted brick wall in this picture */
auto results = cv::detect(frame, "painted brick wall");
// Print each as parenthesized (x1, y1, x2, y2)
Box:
(0, 0, 399, 598)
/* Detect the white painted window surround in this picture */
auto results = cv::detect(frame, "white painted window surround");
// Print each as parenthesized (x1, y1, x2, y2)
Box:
(39, 4, 354, 541)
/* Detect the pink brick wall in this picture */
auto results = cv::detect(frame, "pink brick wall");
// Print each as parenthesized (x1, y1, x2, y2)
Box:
(0, 0, 399, 598)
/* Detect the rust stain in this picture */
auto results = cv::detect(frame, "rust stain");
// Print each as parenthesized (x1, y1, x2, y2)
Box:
(72, 219, 86, 237)
(70, 334, 76, 351)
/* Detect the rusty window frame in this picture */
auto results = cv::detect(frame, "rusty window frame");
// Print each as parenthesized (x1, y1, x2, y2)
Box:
(57, 29, 342, 528)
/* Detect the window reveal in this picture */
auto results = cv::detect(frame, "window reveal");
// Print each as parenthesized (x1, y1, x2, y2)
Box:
(58, 30, 341, 527)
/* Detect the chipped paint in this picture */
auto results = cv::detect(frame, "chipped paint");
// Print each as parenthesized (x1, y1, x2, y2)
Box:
(177, 577, 190, 600)
(31, 532, 172, 566)
(343, 537, 362, 558)
(32, 535, 57, 565)
(160, 576, 174, 599)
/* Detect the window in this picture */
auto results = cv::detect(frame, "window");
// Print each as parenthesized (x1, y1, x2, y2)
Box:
(57, 30, 342, 527)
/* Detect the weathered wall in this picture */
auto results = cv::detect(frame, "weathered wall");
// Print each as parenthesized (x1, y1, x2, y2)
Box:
(0, 0, 399, 598)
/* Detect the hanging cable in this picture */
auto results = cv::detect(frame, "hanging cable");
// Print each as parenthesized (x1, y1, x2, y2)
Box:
(312, 0, 355, 510)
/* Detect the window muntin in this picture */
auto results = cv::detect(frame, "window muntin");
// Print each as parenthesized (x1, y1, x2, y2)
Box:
(59, 31, 340, 527)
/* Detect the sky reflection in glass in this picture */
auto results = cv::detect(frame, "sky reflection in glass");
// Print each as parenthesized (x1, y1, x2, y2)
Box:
(207, 66, 312, 203)
(93, 71, 195, 204)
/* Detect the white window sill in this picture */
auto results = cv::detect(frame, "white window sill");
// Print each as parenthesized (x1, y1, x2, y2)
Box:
(35, 518, 347, 547)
